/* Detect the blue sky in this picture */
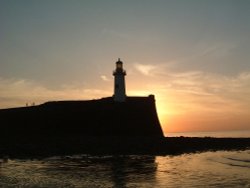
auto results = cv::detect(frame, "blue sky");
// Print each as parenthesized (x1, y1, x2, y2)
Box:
(1, 0, 250, 132)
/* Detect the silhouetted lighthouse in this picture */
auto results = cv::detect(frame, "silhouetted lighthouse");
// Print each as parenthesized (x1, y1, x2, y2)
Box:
(113, 58, 126, 102)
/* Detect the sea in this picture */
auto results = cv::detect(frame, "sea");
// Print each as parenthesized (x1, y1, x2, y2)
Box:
(165, 130, 250, 138)
(0, 130, 249, 188)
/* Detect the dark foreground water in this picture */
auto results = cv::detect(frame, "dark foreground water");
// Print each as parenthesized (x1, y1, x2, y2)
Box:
(0, 150, 249, 188)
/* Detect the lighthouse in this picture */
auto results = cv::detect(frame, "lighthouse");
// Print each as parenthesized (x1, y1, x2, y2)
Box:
(113, 58, 126, 102)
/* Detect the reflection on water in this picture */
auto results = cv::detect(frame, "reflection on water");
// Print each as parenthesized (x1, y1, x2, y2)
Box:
(156, 150, 250, 187)
(0, 155, 157, 187)
(0, 150, 250, 187)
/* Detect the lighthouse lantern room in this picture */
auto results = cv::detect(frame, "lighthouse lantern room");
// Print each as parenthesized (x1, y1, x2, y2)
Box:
(113, 58, 126, 102)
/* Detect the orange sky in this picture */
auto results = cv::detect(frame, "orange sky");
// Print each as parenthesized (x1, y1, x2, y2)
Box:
(126, 66, 250, 133)
(1, 64, 250, 133)
(1, 1, 250, 133)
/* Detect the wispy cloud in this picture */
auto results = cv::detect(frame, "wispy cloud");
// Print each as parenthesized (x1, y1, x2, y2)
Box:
(131, 61, 250, 114)
(1, 70, 250, 132)
(100, 75, 110, 82)
(169, 71, 250, 114)
(134, 63, 158, 76)
(199, 42, 236, 58)
(129, 67, 250, 118)
(0, 77, 110, 109)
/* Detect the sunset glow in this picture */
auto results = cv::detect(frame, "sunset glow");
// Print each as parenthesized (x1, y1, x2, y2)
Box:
(1, 1, 250, 133)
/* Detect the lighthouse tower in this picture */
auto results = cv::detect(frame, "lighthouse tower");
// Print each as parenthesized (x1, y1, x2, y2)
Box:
(113, 58, 126, 102)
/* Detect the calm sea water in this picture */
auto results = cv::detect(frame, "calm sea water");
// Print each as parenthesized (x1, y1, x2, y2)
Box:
(1, 150, 250, 187)
(1, 131, 249, 187)
(165, 130, 250, 138)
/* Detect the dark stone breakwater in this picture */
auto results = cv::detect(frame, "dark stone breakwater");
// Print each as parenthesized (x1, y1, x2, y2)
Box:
(0, 136, 249, 158)
(0, 96, 163, 138)
(0, 96, 249, 158)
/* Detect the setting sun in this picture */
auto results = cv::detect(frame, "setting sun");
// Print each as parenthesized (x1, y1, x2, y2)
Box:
(0, 0, 250, 134)
(0, 1, 250, 187)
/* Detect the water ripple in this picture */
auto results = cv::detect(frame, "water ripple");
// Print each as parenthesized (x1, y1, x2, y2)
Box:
(1, 151, 250, 187)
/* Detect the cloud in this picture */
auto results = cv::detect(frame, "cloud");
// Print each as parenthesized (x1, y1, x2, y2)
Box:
(134, 63, 157, 76)
(0, 77, 110, 109)
(129, 70, 250, 132)
(200, 43, 235, 57)
(131, 62, 250, 115)
(128, 67, 250, 120)
(1, 70, 250, 132)
(165, 71, 250, 114)
(189, 40, 237, 59)
(100, 75, 110, 82)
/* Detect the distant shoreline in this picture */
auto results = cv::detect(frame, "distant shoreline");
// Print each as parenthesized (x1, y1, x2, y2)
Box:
(165, 130, 250, 138)
(0, 98, 249, 159)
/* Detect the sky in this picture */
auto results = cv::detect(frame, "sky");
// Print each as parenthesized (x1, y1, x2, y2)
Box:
(1, 0, 250, 133)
